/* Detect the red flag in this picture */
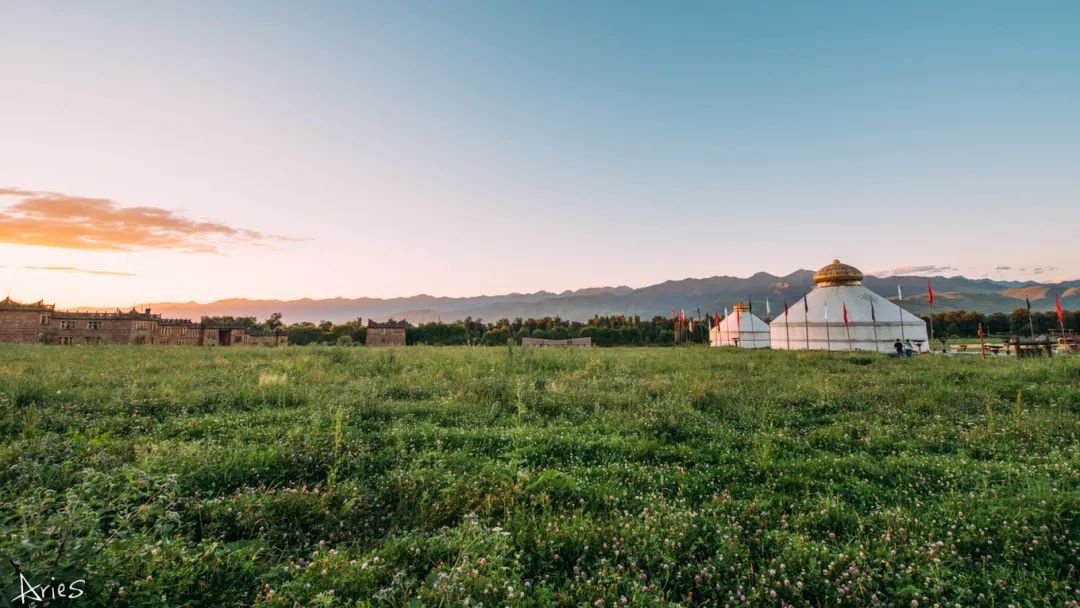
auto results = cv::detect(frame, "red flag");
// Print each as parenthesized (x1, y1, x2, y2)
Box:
(1057, 294, 1065, 323)
(842, 302, 849, 326)
(784, 298, 789, 319)
(671, 307, 676, 321)
(714, 312, 720, 327)
(679, 309, 685, 324)
(927, 280, 934, 306)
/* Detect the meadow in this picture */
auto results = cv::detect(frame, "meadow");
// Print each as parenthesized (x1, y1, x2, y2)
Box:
(1, 344, 1078, 607)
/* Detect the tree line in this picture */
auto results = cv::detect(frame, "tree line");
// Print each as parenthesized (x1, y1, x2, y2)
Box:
(257, 307, 1075, 346)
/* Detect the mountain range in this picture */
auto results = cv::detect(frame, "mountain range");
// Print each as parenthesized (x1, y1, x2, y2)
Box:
(77, 270, 1080, 324)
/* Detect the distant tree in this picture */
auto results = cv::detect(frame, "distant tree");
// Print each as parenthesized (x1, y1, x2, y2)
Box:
(266, 312, 284, 331)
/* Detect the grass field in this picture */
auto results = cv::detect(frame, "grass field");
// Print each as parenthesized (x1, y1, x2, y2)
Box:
(1, 345, 1078, 607)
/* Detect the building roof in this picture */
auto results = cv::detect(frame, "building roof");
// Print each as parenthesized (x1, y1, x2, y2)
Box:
(0, 297, 54, 312)
(368, 320, 408, 329)
(812, 259, 864, 287)
(201, 321, 246, 330)
(52, 308, 160, 320)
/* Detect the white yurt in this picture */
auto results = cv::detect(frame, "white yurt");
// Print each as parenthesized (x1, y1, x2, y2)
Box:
(770, 260, 929, 352)
(710, 303, 771, 348)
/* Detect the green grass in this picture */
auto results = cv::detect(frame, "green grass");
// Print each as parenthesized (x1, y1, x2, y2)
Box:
(1, 344, 1078, 607)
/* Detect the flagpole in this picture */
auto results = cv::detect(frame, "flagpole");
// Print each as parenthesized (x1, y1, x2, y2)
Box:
(843, 303, 852, 351)
(825, 298, 832, 352)
(672, 308, 678, 349)
(747, 300, 755, 349)
(978, 322, 986, 359)
(784, 298, 791, 350)
(1027, 299, 1036, 340)
(1057, 294, 1067, 352)
(803, 293, 810, 350)
(898, 284, 906, 345)
(871, 300, 879, 353)
(927, 280, 936, 352)
(736, 305, 742, 348)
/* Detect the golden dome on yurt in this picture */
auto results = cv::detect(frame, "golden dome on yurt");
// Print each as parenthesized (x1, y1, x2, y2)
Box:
(812, 259, 864, 287)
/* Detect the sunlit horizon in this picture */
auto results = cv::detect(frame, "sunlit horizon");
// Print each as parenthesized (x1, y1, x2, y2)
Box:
(3, 1, 1078, 308)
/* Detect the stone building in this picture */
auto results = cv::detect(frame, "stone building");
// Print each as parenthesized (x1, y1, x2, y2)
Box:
(0, 297, 286, 347)
(242, 330, 289, 347)
(521, 337, 592, 347)
(0, 297, 52, 343)
(366, 320, 407, 347)
(49, 308, 160, 345)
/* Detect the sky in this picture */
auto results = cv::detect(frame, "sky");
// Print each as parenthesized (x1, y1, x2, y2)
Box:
(1, 0, 1078, 307)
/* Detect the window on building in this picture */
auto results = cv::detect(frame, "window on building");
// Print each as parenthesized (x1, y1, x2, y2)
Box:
(39, 315, 49, 325)
(58, 336, 74, 345)
(88, 320, 102, 331)
(60, 320, 75, 330)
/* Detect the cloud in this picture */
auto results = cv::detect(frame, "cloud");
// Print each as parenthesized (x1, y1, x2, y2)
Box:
(995, 266, 1012, 271)
(23, 265, 136, 277)
(1013, 266, 1058, 275)
(877, 264, 958, 276)
(0, 188, 296, 252)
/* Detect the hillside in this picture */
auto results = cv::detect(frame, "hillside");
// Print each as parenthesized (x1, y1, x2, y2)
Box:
(77, 271, 1080, 324)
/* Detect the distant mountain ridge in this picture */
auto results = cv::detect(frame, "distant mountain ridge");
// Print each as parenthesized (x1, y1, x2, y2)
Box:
(75, 271, 1080, 324)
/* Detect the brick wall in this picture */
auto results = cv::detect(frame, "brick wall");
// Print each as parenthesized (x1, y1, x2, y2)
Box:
(0, 309, 49, 343)
(366, 327, 406, 347)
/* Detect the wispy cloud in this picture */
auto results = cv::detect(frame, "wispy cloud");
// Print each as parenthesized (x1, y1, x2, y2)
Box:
(0, 187, 296, 253)
(875, 264, 958, 276)
(23, 265, 136, 277)
(1010, 266, 1059, 275)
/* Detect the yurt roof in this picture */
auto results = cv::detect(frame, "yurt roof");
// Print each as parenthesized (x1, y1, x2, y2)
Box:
(774, 261, 923, 326)
(813, 259, 864, 287)
(719, 308, 770, 332)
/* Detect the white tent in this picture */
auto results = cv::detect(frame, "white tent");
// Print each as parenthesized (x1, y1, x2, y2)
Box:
(770, 260, 929, 352)
(710, 303, 771, 348)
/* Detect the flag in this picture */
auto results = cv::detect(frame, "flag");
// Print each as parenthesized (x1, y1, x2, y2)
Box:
(824, 299, 829, 321)
(671, 307, 676, 321)
(1057, 293, 1064, 323)
(766, 298, 771, 316)
(870, 299, 876, 321)
(1026, 296, 1031, 312)
(784, 297, 790, 319)
(978, 322, 984, 339)
(842, 302, 849, 326)
(689, 319, 694, 332)
(897, 283, 903, 302)
(680, 309, 685, 324)
(715, 312, 720, 327)
(927, 280, 934, 306)
(748, 300, 753, 314)
(724, 306, 729, 318)
(803, 293, 809, 312)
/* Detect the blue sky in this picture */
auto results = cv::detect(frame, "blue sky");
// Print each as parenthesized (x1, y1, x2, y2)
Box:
(1, 1, 1077, 305)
